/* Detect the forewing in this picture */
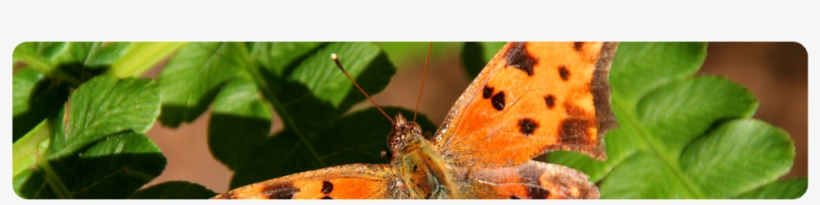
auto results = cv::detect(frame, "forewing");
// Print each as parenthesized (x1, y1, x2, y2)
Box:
(433, 42, 618, 168)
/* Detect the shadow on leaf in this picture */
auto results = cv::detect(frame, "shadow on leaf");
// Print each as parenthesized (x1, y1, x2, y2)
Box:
(12, 69, 69, 142)
(227, 107, 436, 190)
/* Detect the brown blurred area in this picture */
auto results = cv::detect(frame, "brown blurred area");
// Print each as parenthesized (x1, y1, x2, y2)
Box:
(141, 42, 808, 193)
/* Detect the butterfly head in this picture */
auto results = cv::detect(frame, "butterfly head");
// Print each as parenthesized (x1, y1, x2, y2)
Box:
(387, 112, 424, 156)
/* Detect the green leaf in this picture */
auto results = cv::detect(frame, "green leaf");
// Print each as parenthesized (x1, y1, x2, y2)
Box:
(13, 167, 55, 199)
(638, 76, 759, 157)
(12, 42, 211, 199)
(15, 131, 166, 199)
(734, 178, 807, 199)
(129, 181, 217, 199)
(14, 75, 164, 199)
(108, 42, 186, 77)
(13, 42, 181, 88)
(248, 42, 327, 76)
(460, 42, 505, 79)
(287, 42, 395, 113)
(223, 42, 397, 187)
(48, 76, 161, 159)
(229, 107, 436, 189)
(596, 153, 698, 198)
(16, 42, 95, 67)
(151, 42, 398, 191)
(209, 78, 272, 170)
(13, 42, 100, 85)
(228, 129, 309, 189)
(157, 42, 248, 127)
(547, 42, 801, 199)
(68, 133, 166, 199)
(262, 42, 395, 142)
(681, 119, 795, 198)
(609, 42, 706, 106)
(173, 42, 400, 189)
(12, 67, 69, 141)
(13, 43, 54, 76)
(80, 42, 134, 67)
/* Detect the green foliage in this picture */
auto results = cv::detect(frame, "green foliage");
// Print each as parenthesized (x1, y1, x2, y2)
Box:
(12, 77, 166, 199)
(11, 41, 429, 198)
(11, 43, 188, 199)
(157, 42, 250, 127)
(12, 41, 806, 199)
(155, 42, 436, 189)
(49, 77, 161, 159)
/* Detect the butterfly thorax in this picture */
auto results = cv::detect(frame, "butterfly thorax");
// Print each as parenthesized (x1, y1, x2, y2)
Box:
(388, 113, 455, 199)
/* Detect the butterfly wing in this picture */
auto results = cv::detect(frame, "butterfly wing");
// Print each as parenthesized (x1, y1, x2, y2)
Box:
(454, 161, 599, 199)
(433, 42, 618, 168)
(213, 164, 407, 199)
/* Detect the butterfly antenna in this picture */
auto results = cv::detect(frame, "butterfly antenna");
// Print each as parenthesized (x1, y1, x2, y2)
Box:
(413, 42, 433, 122)
(331, 53, 395, 125)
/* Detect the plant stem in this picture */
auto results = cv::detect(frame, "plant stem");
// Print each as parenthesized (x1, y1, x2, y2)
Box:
(37, 159, 73, 199)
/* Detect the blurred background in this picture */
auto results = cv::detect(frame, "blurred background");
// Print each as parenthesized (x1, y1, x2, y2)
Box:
(141, 42, 808, 193)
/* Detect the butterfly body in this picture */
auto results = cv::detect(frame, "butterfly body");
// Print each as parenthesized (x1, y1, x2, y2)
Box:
(389, 114, 455, 199)
(213, 42, 618, 199)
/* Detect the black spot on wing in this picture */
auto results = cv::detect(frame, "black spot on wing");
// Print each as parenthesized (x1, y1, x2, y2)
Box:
(558, 66, 570, 81)
(544, 95, 556, 109)
(261, 183, 300, 199)
(491, 91, 506, 111)
(574, 42, 585, 52)
(510, 195, 521, 199)
(505, 42, 538, 76)
(321, 196, 333, 199)
(321, 181, 333, 194)
(518, 118, 539, 136)
(483, 85, 494, 99)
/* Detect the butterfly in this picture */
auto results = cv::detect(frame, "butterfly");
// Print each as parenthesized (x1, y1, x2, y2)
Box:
(212, 42, 619, 199)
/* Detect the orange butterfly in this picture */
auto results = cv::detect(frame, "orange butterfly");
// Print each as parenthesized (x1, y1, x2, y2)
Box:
(212, 42, 619, 199)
